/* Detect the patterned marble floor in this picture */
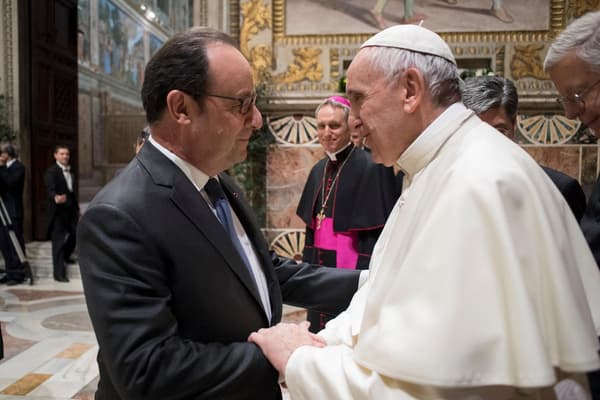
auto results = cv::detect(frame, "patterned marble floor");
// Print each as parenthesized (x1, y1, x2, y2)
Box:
(0, 242, 303, 399)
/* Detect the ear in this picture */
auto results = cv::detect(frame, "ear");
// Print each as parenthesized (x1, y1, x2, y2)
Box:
(165, 90, 194, 126)
(401, 68, 425, 113)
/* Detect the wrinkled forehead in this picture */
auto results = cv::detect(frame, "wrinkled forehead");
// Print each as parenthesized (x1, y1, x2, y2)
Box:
(346, 49, 386, 92)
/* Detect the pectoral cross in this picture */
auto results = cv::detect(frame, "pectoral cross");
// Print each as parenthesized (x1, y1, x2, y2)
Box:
(316, 209, 325, 230)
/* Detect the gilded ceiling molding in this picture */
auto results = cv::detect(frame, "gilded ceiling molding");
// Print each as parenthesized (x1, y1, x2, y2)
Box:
(272, 47, 323, 84)
(510, 44, 547, 80)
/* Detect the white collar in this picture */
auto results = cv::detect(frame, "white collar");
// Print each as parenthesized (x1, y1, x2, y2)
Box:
(6, 159, 15, 168)
(148, 135, 212, 191)
(325, 142, 352, 161)
(396, 103, 474, 182)
(57, 161, 70, 171)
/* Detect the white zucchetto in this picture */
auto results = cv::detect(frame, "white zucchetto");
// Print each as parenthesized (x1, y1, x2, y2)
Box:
(361, 24, 456, 65)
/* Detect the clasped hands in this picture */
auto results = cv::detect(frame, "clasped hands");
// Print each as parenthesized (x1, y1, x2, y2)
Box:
(248, 321, 326, 375)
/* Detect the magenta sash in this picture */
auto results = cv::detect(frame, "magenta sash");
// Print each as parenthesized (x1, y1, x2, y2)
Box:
(313, 217, 359, 269)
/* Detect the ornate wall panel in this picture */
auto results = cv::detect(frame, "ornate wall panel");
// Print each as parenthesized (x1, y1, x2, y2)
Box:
(235, 0, 600, 256)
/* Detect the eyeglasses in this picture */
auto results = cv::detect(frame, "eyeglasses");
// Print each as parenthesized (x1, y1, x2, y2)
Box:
(205, 93, 257, 114)
(556, 78, 600, 113)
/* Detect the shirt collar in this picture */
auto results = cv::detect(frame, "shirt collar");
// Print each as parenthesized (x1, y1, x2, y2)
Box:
(396, 103, 474, 183)
(148, 135, 211, 191)
(325, 142, 353, 161)
(6, 159, 15, 168)
(57, 161, 70, 171)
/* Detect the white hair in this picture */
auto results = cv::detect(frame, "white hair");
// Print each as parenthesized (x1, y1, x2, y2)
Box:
(315, 98, 350, 120)
(544, 10, 600, 73)
(360, 46, 462, 107)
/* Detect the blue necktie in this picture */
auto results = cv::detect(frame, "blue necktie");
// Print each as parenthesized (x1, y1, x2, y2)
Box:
(204, 178, 257, 285)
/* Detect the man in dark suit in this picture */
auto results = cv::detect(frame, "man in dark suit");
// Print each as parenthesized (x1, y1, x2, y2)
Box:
(545, 11, 600, 399)
(462, 76, 586, 221)
(0, 144, 26, 285)
(77, 28, 361, 400)
(44, 144, 78, 282)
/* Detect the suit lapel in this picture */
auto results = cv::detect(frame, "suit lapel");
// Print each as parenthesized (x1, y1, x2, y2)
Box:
(170, 173, 264, 308)
(139, 143, 271, 321)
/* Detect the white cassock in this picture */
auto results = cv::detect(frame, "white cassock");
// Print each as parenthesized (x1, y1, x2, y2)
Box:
(284, 103, 600, 400)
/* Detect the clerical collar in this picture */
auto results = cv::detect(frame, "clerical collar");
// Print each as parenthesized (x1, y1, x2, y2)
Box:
(325, 142, 353, 162)
(148, 135, 211, 191)
(397, 103, 474, 184)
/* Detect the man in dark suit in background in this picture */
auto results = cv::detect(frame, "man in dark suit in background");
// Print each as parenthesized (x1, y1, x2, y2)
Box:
(462, 76, 587, 222)
(0, 143, 26, 285)
(544, 11, 600, 399)
(77, 28, 361, 400)
(44, 144, 78, 282)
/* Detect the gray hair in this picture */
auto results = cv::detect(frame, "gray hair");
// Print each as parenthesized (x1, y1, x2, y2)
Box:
(315, 98, 350, 120)
(544, 11, 600, 73)
(461, 76, 518, 120)
(360, 46, 461, 107)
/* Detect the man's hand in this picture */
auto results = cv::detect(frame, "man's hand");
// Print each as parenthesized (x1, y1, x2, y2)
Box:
(54, 194, 67, 204)
(248, 321, 326, 374)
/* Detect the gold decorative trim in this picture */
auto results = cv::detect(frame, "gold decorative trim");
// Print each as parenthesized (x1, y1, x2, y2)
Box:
(567, 0, 600, 19)
(273, 0, 566, 45)
(496, 46, 506, 76)
(272, 47, 323, 84)
(330, 48, 340, 83)
(240, 0, 272, 84)
(510, 44, 547, 80)
(199, 0, 207, 27)
(240, 0, 271, 58)
(2, 0, 15, 126)
(229, 0, 240, 40)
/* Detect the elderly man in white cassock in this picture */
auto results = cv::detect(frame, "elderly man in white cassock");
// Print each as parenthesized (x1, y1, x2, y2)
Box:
(249, 24, 600, 399)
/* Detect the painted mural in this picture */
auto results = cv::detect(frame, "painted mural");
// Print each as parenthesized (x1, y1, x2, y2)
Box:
(77, 0, 91, 65)
(98, 0, 163, 88)
(286, 0, 550, 35)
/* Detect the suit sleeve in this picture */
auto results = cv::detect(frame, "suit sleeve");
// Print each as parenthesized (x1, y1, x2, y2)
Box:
(271, 251, 360, 315)
(0, 164, 24, 192)
(562, 178, 586, 223)
(44, 168, 58, 199)
(78, 204, 278, 400)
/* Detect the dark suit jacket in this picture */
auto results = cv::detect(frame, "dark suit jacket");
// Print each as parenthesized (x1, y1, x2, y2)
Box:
(77, 143, 360, 400)
(582, 175, 600, 267)
(44, 163, 79, 236)
(542, 166, 586, 222)
(0, 159, 25, 220)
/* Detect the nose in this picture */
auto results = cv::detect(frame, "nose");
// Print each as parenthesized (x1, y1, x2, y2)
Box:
(251, 104, 263, 129)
